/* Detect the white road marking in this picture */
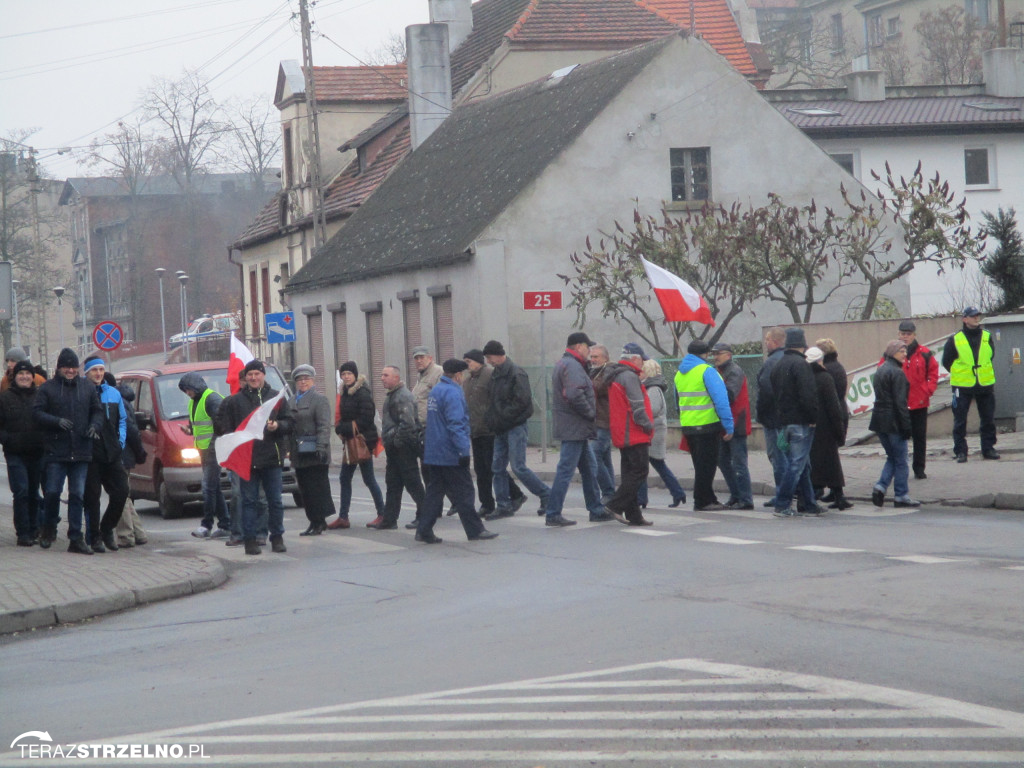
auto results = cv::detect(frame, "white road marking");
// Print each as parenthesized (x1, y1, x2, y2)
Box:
(887, 555, 965, 564)
(1002, 566, 1024, 571)
(623, 529, 676, 536)
(788, 545, 865, 553)
(698, 535, 764, 545)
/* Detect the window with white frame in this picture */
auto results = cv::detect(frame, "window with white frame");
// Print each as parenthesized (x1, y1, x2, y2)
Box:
(868, 14, 883, 47)
(670, 148, 711, 203)
(886, 16, 902, 38)
(965, 0, 990, 24)
(828, 151, 858, 178)
(830, 14, 844, 51)
(964, 147, 993, 187)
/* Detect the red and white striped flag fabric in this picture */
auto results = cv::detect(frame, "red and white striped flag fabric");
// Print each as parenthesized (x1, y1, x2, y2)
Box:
(227, 333, 254, 394)
(215, 391, 285, 481)
(641, 256, 715, 327)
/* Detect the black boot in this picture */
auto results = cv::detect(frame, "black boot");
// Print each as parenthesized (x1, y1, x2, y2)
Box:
(830, 493, 853, 510)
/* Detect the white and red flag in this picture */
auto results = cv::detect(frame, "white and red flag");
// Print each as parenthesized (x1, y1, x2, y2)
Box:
(215, 391, 285, 481)
(641, 256, 715, 327)
(227, 333, 255, 394)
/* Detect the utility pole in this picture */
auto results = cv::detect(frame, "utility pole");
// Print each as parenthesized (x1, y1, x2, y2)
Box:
(25, 149, 48, 365)
(298, 0, 327, 253)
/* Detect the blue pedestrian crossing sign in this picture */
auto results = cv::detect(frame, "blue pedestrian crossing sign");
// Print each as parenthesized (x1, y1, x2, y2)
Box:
(264, 312, 296, 344)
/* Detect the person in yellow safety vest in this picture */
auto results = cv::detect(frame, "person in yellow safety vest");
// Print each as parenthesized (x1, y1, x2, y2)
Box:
(178, 372, 231, 538)
(940, 307, 998, 463)
(675, 339, 734, 512)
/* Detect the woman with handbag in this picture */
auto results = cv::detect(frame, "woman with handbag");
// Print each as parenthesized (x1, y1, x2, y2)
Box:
(290, 364, 336, 535)
(330, 360, 384, 528)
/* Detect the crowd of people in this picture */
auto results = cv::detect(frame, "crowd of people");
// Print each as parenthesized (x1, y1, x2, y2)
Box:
(2, 306, 1000, 552)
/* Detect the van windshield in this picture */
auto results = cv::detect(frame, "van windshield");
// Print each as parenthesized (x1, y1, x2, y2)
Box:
(155, 367, 289, 420)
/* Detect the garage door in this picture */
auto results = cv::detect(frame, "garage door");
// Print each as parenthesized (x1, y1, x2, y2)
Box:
(366, 308, 385, 410)
(433, 293, 454, 361)
(307, 311, 325, 393)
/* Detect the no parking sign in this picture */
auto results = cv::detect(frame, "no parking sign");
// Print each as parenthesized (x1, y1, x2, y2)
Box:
(92, 321, 124, 352)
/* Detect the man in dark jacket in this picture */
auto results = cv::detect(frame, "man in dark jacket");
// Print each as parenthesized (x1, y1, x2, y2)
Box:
(217, 359, 292, 555)
(483, 340, 550, 516)
(870, 341, 919, 508)
(713, 343, 753, 510)
(756, 326, 786, 506)
(588, 344, 616, 501)
(374, 364, 425, 530)
(942, 307, 998, 462)
(769, 328, 819, 518)
(179, 371, 230, 539)
(33, 348, 103, 553)
(0, 359, 46, 545)
(81, 356, 130, 552)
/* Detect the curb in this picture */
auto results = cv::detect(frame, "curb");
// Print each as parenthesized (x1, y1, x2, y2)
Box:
(0, 556, 228, 636)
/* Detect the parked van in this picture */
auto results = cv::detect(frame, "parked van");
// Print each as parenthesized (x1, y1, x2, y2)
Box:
(169, 312, 239, 349)
(117, 361, 299, 518)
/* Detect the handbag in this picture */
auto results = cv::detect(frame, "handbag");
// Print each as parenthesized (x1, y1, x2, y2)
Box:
(344, 422, 372, 465)
(296, 436, 318, 454)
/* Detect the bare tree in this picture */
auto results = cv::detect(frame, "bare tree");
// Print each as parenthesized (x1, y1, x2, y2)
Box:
(87, 119, 162, 195)
(877, 36, 913, 86)
(915, 6, 994, 84)
(363, 32, 406, 66)
(759, 10, 853, 88)
(221, 95, 281, 193)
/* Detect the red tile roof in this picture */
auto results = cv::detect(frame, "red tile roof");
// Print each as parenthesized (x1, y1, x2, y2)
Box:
(310, 64, 408, 102)
(641, 0, 756, 75)
(507, 0, 679, 45)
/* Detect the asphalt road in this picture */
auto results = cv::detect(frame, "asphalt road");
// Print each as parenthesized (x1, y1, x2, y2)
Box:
(2, 477, 1023, 766)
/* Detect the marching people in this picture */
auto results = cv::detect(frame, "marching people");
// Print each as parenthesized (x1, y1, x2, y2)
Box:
(289, 364, 336, 536)
(82, 356, 130, 553)
(543, 332, 611, 527)
(806, 347, 850, 510)
(179, 372, 231, 539)
(113, 376, 148, 548)
(34, 348, 103, 554)
(769, 328, 819, 518)
(712, 342, 753, 510)
(330, 361, 384, 528)
(415, 359, 497, 544)
(870, 341, 920, 508)
(942, 307, 998, 463)
(755, 327, 787, 507)
(411, 346, 444, 428)
(604, 348, 655, 525)
(638, 357, 687, 509)
(815, 338, 850, 502)
(374, 364, 425, 530)
(894, 322, 939, 479)
(675, 340, 733, 513)
(588, 344, 617, 501)
(0, 359, 46, 546)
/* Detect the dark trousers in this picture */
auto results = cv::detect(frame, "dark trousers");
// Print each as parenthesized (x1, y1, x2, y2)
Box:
(85, 459, 130, 541)
(952, 386, 997, 456)
(295, 464, 336, 525)
(471, 435, 523, 511)
(417, 464, 485, 539)
(909, 407, 929, 475)
(383, 446, 426, 525)
(687, 431, 721, 509)
(606, 444, 649, 523)
(7, 453, 43, 540)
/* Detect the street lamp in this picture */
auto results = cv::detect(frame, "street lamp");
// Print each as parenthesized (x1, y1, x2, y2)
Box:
(155, 267, 167, 359)
(53, 286, 65, 350)
(178, 273, 189, 363)
(11, 280, 20, 348)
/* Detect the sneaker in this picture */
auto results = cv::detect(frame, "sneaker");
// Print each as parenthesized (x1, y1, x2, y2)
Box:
(270, 534, 287, 553)
(545, 515, 577, 527)
(244, 539, 261, 555)
(983, 450, 1001, 460)
(191, 526, 211, 539)
(772, 508, 797, 518)
(68, 539, 94, 555)
(210, 528, 231, 539)
(872, 489, 885, 507)
(894, 497, 921, 508)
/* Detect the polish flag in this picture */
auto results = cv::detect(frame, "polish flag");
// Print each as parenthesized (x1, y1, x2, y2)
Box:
(641, 256, 715, 327)
(227, 333, 254, 394)
(215, 391, 285, 481)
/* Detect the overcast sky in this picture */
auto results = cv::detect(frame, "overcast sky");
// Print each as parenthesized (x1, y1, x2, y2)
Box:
(1, 0, 429, 179)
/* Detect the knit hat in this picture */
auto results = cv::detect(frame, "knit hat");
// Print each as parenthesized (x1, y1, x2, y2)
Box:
(805, 346, 824, 364)
(567, 331, 595, 347)
(463, 349, 485, 365)
(56, 348, 79, 369)
(243, 359, 266, 375)
(103, 372, 117, 387)
(622, 342, 648, 360)
(687, 340, 710, 356)
(482, 340, 505, 356)
(5, 347, 27, 363)
(884, 340, 907, 359)
(784, 327, 807, 349)
(898, 320, 916, 332)
(338, 360, 358, 377)
(443, 358, 469, 375)
(11, 359, 35, 379)
(292, 364, 316, 381)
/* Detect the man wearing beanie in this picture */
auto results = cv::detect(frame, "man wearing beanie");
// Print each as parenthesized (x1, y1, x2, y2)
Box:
(895, 320, 939, 478)
(2, 347, 46, 392)
(769, 328, 819, 517)
(0, 359, 47, 545)
(33, 348, 104, 553)
(942, 307, 998, 462)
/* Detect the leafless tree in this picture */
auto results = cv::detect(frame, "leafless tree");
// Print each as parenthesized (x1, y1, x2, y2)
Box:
(877, 36, 913, 86)
(915, 6, 995, 85)
(363, 32, 406, 66)
(221, 95, 281, 193)
(759, 10, 853, 88)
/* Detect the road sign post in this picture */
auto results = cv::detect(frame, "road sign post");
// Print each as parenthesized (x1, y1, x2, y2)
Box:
(524, 291, 563, 463)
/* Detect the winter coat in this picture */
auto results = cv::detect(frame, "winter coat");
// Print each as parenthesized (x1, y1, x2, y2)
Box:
(606, 360, 653, 449)
(118, 383, 146, 470)
(770, 349, 818, 426)
(676, 354, 734, 435)
(823, 353, 850, 429)
(903, 341, 939, 410)
(716, 359, 751, 438)
(462, 365, 494, 438)
(217, 383, 292, 469)
(551, 348, 596, 442)
(869, 356, 911, 437)
(642, 374, 669, 461)
(810, 364, 847, 489)
(335, 375, 379, 450)
(289, 388, 332, 469)
(90, 381, 127, 465)
(485, 357, 534, 434)
(942, 323, 995, 393)
(0, 381, 44, 457)
(423, 375, 471, 466)
(381, 383, 422, 453)
(1, 370, 46, 392)
(411, 362, 443, 425)
(33, 374, 104, 463)
(755, 347, 784, 428)
(590, 364, 613, 430)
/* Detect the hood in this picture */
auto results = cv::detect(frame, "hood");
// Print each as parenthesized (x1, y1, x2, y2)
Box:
(643, 373, 668, 392)
(345, 374, 369, 395)
(117, 382, 135, 402)
(678, 353, 710, 374)
(178, 372, 208, 396)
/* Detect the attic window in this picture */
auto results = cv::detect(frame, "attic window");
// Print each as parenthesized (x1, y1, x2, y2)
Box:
(547, 64, 578, 82)
(963, 101, 1019, 112)
(787, 107, 842, 117)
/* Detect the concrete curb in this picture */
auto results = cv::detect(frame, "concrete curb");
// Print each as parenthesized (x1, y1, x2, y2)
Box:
(0, 556, 227, 636)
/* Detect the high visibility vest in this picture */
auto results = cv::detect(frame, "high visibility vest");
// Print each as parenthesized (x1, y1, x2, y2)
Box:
(949, 330, 995, 387)
(674, 365, 719, 428)
(189, 389, 217, 449)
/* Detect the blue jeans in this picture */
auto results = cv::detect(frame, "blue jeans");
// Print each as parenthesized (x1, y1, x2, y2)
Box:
(763, 426, 784, 501)
(239, 467, 284, 541)
(590, 427, 616, 498)
(545, 440, 603, 518)
(638, 457, 686, 507)
(775, 425, 816, 512)
(230, 471, 266, 539)
(492, 423, 550, 509)
(7, 453, 43, 540)
(339, 460, 384, 519)
(718, 434, 753, 505)
(42, 461, 89, 541)
(200, 447, 230, 531)
(875, 432, 910, 500)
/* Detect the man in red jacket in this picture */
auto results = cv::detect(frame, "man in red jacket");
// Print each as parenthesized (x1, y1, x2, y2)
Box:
(604, 350, 655, 526)
(897, 320, 939, 480)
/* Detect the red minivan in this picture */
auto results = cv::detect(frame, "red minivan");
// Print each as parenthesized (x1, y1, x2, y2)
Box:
(117, 361, 299, 518)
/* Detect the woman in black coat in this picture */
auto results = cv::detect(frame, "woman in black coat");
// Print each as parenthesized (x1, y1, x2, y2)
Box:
(0, 360, 45, 545)
(806, 347, 851, 510)
(869, 341, 918, 508)
(331, 361, 383, 527)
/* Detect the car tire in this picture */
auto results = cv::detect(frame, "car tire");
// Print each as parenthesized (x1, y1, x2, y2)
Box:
(157, 473, 186, 520)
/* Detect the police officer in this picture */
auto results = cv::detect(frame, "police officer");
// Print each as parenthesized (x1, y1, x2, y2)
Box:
(179, 372, 230, 538)
(942, 307, 998, 462)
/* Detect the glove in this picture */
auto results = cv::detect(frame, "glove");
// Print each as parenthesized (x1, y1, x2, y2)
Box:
(86, 427, 100, 440)
(459, 455, 471, 468)
(58, 418, 73, 432)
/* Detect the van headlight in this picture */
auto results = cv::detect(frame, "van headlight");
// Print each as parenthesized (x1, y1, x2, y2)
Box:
(180, 448, 201, 462)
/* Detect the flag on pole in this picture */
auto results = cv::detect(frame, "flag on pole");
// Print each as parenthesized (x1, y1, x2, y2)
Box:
(641, 256, 715, 327)
(215, 391, 285, 481)
(228, 333, 255, 394)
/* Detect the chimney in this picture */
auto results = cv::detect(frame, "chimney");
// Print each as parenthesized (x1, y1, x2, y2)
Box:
(844, 70, 885, 102)
(406, 23, 453, 151)
(429, 0, 474, 51)
(984, 48, 1024, 97)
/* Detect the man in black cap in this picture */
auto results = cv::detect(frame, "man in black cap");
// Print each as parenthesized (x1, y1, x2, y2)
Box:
(942, 307, 998, 462)
(769, 328, 819, 517)
(896, 320, 939, 478)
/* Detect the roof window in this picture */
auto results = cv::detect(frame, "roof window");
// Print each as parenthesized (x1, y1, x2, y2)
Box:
(963, 101, 1019, 112)
(786, 107, 843, 117)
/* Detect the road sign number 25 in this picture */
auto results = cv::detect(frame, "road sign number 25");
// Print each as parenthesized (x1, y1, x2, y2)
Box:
(523, 291, 563, 310)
